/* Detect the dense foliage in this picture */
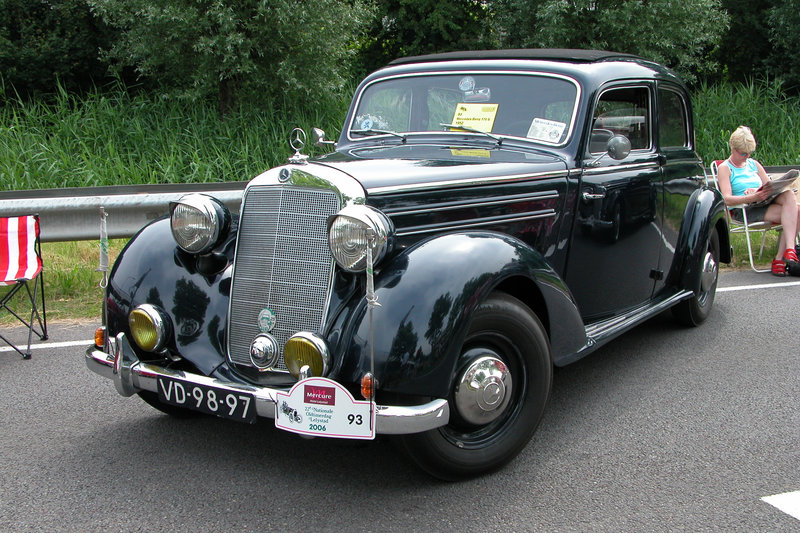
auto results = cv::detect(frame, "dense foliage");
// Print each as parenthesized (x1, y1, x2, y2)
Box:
(4, 0, 800, 100)
(0, 0, 112, 95)
(89, 0, 375, 115)
(492, 0, 727, 83)
(359, 0, 491, 74)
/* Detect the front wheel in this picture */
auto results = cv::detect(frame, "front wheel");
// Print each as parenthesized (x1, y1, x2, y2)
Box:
(397, 292, 552, 480)
(671, 228, 720, 326)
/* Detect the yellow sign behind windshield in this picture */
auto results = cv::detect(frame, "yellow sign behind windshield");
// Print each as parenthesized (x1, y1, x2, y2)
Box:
(451, 103, 499, 133)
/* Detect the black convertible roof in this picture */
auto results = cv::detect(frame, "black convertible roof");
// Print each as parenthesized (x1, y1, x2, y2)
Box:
(388, 49, 642, 66)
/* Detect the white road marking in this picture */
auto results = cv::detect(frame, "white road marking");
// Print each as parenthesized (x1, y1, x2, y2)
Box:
(717, 280, 800, 292)
(0, 339, 93, 353)
(762, 491, 800, 522)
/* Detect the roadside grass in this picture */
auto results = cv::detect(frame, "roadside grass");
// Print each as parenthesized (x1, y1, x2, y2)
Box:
(0, 85, 349, 191)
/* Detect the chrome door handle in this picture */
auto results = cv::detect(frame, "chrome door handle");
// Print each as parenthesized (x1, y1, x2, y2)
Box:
(582, 192, 606, 201)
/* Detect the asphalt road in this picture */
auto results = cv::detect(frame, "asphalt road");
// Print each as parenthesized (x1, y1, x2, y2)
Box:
(1, 270, 798, 532)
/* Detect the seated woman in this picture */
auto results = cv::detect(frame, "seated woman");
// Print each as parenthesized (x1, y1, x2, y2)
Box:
(716, 125, 800, 276)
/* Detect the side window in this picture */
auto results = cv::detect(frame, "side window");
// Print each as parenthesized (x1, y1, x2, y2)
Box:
(592, 87, 651, 152)
(658, 88, 689, 148)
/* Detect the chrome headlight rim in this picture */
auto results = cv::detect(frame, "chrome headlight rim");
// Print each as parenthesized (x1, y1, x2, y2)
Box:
(327, 205, 394, 272)
(128, 303, 170, 353)
(170, 193, 231, 254)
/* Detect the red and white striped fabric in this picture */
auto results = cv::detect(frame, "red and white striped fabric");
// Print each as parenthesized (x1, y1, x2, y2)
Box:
(0, 215, 42, 286)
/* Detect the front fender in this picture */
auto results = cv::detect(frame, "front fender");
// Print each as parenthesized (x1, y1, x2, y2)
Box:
(105, 217, 234, 375)
(335, 231, 586, 398)
(666, 187, 730, 292)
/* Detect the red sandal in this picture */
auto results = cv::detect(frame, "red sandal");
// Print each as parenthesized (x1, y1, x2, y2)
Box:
(772, 259, 788, 276)
(784, 248, 799, 264)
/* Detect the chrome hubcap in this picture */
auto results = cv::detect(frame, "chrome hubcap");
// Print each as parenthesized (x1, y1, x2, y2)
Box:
(454, 355, 512, 425)
(700, 249, 718, 294)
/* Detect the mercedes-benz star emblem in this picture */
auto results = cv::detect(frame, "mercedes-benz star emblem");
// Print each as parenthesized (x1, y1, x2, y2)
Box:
(290, 127, 306, 152)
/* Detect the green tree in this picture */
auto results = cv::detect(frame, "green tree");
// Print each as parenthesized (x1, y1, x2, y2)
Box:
(0, 0, 111, 97)
(90, 0, 375, 115)
(492, 0, 729, 83)
(359, 0, 492, 74)
(766, 0, 800, 90)
(714, 0, 774, 84)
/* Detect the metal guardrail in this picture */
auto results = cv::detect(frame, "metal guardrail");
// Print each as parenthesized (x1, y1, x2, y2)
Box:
(0, 182, 247, 242)
(0, 166, 796, 243)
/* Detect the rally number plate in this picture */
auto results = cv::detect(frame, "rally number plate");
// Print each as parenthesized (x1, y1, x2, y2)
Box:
(275, 377, 375, 440)
(157, 376, 256, 423)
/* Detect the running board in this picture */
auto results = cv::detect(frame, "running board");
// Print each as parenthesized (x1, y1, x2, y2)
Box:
(559, 290, 693, 366)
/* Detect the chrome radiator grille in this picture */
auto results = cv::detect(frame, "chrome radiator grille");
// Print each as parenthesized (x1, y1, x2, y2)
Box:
(227, 185, 340, 370)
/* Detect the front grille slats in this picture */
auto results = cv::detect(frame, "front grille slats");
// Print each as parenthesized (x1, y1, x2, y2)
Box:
(227, 185, 340, 370)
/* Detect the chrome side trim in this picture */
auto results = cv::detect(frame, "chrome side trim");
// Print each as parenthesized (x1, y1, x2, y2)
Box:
(367, 169, 569, 196)
(581, 162, 660, 176)
(85, 334, 450, 435)
(385, 190, 559, 217)
(397, 210, 556, 237)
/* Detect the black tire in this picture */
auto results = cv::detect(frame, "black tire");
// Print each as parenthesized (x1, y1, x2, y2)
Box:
(672, 228, 720, 326)
(137, 391, 203, 418)
(397, 292, 552, 480)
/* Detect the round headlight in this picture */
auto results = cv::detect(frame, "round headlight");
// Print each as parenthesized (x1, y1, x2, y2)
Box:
(327, 205, 393, 272)
(129, 304, 170, 352)
(170, 194, 230, 254)
(283, 332, 330, 379)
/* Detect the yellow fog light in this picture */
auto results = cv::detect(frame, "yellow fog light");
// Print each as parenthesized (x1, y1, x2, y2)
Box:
(283, 332, 330, 379)
(129, 304, 169, 352)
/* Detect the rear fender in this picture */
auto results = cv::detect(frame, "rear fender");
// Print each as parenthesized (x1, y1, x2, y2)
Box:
(666, 187, 730, 293)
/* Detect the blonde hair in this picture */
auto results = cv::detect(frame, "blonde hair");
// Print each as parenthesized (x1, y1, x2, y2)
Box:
(729, 125, 757, 154)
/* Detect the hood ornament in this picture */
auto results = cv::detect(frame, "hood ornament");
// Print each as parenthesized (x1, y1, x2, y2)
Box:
(287, 127, 309, 165)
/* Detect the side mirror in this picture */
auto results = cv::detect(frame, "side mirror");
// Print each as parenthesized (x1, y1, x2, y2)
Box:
(587, 134, 631, 167)
(312, 127, 336, 148)
(607, 134, 631, 160)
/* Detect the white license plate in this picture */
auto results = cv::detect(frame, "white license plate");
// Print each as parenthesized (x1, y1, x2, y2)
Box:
(157, 377, 256, 423)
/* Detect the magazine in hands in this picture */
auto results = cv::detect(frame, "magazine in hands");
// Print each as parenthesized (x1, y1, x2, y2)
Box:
(750, 169, 799, 207)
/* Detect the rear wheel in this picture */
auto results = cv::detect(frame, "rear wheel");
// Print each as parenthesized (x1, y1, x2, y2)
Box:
(672, 228, 720, 326)
(397, 292, 552, 480)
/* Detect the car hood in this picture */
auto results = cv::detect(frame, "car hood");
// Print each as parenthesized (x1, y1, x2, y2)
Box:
(313, 143, 569, 192)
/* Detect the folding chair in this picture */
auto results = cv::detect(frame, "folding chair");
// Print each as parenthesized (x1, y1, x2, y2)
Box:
(710, 160, 782, 272)
(0, 215, 48, 358)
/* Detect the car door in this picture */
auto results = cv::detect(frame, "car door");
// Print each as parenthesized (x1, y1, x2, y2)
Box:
(567, 83, 663, 321)
(654, 83, 705, 297)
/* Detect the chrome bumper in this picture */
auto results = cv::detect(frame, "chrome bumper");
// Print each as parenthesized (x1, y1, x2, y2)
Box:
(85, 333, 450, 435)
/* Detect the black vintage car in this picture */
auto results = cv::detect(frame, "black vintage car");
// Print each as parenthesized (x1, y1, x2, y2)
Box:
(86, 49, 730, 480)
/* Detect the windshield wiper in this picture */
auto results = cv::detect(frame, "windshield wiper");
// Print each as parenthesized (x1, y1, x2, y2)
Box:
(440, 123, 503, 146)
(350, 128, 407, 142)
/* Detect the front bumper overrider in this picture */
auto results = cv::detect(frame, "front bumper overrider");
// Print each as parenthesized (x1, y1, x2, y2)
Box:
(85, 333, 450, 435)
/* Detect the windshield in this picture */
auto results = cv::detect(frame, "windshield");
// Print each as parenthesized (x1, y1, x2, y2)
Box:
(349, 72, 580, 146)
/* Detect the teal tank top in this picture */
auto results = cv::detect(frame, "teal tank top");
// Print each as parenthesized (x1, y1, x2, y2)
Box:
(727, 158, 762, 196)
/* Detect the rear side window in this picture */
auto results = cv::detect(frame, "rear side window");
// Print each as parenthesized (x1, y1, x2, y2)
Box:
(658, 88, 689, 148)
